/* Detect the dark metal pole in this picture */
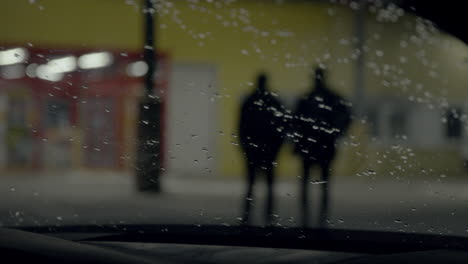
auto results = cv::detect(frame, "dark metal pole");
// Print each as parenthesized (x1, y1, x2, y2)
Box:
(353, 1, 366, 118)
(136, 0, 161, 192)
(143, 0, 156, 96)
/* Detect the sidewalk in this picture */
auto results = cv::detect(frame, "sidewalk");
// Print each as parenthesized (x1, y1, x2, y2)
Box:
(2, 170, 468, 234)
(2, 170, 467, 201)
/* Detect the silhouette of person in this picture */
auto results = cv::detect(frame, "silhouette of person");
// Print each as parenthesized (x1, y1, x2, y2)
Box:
(293, 67, 352, 228)
(239, 73, 287, 226)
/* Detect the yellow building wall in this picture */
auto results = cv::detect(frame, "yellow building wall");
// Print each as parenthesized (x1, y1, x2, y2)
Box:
(359, 13, 468, 178)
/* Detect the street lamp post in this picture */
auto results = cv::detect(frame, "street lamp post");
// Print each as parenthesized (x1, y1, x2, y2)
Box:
(353, 0, 366, 118)
(136, 0, 161, 192)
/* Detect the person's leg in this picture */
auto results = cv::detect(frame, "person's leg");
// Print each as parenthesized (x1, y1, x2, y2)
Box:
(242, 162, 256, 225)
(265, 165, 275, 226)
(319, 160, 331, 228)
(301, 159, 311, 228)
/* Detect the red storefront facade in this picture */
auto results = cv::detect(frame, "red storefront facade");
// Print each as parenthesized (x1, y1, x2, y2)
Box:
(0, 45, 169, 171)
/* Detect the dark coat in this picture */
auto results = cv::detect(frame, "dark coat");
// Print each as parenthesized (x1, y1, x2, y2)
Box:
(293, 87, 351, 164)
(239, 90, 287, 168)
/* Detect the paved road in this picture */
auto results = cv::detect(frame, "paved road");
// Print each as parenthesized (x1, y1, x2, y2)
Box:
(1, 171, 468, 237)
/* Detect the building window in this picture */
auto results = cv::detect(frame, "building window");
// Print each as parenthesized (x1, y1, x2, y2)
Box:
(446, 107, 462, 139)
(389, 107, 407, 138)
(45, 100, 70, 128)
(366, 107, 379, 137)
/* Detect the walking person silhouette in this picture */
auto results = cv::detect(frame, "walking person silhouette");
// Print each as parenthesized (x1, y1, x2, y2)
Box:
(238, 73, 287, 226)
(293, 67, 352, 228)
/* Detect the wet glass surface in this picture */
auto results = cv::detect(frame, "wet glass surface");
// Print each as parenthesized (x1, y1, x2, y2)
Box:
(0, 0, 468, 238)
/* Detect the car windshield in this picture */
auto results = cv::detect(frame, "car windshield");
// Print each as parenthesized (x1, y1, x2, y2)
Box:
(1, 0, 467, 238)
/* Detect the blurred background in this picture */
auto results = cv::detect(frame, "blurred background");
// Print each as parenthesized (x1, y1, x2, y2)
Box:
(1, 0, 468, 233)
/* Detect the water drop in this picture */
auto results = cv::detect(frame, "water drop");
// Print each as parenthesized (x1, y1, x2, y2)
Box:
(310, 180, 328, 185)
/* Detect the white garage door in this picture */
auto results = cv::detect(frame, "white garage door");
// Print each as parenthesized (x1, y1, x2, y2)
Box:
(166, 63, 218, 177)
